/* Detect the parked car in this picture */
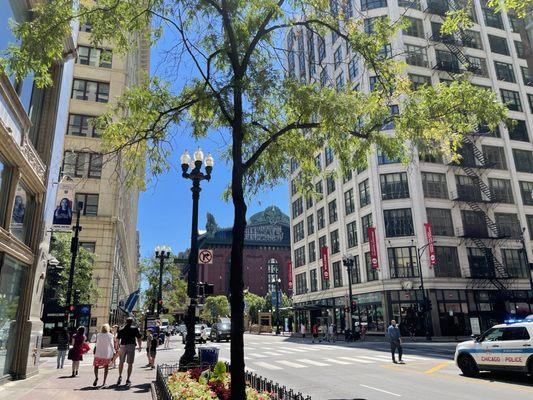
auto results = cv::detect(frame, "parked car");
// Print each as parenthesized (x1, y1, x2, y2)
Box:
(210, 322, 231, 342)
(181, 324, 206, 344)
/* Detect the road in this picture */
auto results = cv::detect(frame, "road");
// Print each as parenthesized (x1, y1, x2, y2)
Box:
(157, 334, 533, 400)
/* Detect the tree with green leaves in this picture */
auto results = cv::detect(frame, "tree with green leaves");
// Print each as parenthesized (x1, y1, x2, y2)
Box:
(244, 292, 266, 325)
(2, 1, 510, 397)
(201, 295, 230, 324)
(263, 292, 292, 324)
(48, 233, 99, 306)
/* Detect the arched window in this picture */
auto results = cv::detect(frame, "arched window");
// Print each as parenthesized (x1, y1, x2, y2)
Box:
(266, 258, 279, 293)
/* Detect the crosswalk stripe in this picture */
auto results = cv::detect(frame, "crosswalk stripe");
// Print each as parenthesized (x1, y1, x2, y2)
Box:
(338, 356, 373, 364)
(324, 358, 352, 365)
(251, 353, 268, 358)
(275, 349, 297, 354)
(276, 360, 306, 368)
(253, 362, 282, 370)
(359, 355, 389, 361)
(262, 352, 283, 356)
(297, 359, 330, 366)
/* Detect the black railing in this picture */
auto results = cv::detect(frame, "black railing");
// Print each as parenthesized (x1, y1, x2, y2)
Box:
(155, 363, 312, 400)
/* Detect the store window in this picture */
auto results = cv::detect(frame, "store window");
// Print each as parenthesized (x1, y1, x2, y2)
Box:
(10, 182, 35, 245)
(0, 254, 27, 376)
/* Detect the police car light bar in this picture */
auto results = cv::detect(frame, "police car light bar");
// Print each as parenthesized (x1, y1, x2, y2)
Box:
(505, 315, 533, 324)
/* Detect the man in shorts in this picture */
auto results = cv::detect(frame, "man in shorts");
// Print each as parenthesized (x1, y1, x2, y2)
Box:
(117, 317, 142, 386)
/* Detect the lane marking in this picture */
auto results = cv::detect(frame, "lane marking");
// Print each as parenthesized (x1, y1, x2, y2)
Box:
(252, 354, 268, 358)
(338, 356, 373, 364)
(253, 362, 282, 370)
(324, 358, 351, 365)
(359, 355, 390, 361)
(361, 384, 401, 397)
(275, 349, 298, 354)
(276, 360, 306, 368)
(297, 359, 330, 366)
(425, 361, 453, 374)
(262, 351, 283, 356)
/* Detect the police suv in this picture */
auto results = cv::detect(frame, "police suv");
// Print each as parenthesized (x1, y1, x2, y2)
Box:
(454, 315, 533, 378)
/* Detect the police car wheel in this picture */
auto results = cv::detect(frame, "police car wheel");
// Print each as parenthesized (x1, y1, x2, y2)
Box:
(458, 354, 479, 377)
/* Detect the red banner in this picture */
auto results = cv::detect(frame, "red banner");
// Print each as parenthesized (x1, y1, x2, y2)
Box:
(287, 261, 293, 290)
(424, 222, 436, 266)
(320, 246, 330, 280)
(368, 227, 379, 269)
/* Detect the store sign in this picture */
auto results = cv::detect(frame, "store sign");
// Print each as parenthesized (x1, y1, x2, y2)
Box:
(368, 227, 379, 269)
(320, 246, 330, 280)
(424, 222, 436, 266)
(287, 261, 293, 290)
(53, 181, 75, 230)
(245, 225, 284, 242)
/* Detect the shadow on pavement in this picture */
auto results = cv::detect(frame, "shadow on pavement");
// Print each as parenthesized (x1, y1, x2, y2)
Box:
(464, 371, 533, 387)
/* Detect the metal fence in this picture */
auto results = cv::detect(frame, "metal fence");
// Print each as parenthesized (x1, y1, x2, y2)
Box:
(155, 363, 311, 400)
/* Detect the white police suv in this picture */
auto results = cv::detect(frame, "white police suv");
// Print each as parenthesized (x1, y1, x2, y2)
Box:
(454, 315, 533, 378)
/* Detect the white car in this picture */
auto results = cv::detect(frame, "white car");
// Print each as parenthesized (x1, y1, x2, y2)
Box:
(454, 315, 533, 377)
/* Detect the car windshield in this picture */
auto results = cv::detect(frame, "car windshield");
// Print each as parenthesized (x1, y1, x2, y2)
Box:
(219, 323, 230, 330)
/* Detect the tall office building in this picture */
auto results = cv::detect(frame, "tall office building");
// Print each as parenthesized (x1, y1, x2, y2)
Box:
(53, 22, 149, 330)
(287, 0, 533, 337)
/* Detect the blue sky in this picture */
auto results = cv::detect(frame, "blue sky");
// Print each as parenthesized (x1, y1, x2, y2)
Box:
(137, 34, 289, 259)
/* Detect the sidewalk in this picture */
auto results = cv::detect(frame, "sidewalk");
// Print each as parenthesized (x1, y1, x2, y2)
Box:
(0, 351, 154, 400)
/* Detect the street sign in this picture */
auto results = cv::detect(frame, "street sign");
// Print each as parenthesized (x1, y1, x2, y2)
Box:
(198, 249, 213, 264)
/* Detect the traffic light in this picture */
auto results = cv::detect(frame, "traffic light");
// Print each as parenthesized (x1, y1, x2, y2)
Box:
(158, 299, 163, 305)
(73, 290, 81, 306)
(69, 305, 75, 312)
(350, 300, 357, 313)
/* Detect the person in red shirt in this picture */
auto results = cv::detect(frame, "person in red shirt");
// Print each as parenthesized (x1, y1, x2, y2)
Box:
(311, 324, 319, 344)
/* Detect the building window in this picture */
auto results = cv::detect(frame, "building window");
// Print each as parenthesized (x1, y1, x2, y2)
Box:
(333, 261, 343, 287)
(361, 213, 373, 242)
(343, 170, 353, 184)
(529, 94, 533, 114)
(67, 114, 100, 138)
(292, 197, 303, 218)
(346, 220, 358, 248)
(317, 208, 326, 230)
(403, 17, 424, 38)
(315, 154, 322, 170)
(482, 7, 503, 29)
(326, 176, 336, 194)
(384, 208, 414, 237)
(409, 74, 431, 89)
(10, 182, 35, 244)
(295, 272, 307, 295)
(405, 44, 428, 67)
(62, 151, 102, 179)
(514, 150, 533, 173)
(463, 30, 483, 50)
(467, 56, 488, 77)
(501, 249, 528, 278)
(456, 175, 482, 202)
(72, 79, 110, 103)
(488, 178, 514, 203)
(325, 147, 334, 165)
(421, 172, 448, 199)
(521, 67, 532, 87)
(330, 229, 340, 254)
(310, 269, 318, 292)
(349, 57, 359, 80)
(398, 0, 420, 9)
(494, 61, 515, 83)
(461, 210, 488, 238)
(80, 22, 92, 32)
(334, 46, 343, 70)
(519, 181, 533, 205)
(377, 149, 400, 165)
(335, 72, 345, 91)
(426, 208, 454, 236)
(290, 158, 299, 173)
(365, 252, 378, 281)
(74, 193, 99, 216)
(515, 40, 525, 58)
(500, 89, 522, 112)
(318, 36, 326, 62)
(434, 247, 461, 277)
(361, 0, 387, 11)
(306, 196, 313, 209)
(315, 180, 323, 196)
(76, 45, 112, 68)
(359, 179, 371, 207)
(267, 258, 280, 293)
(495, 213, 521, 239)
(293, 221, 305, 243)
(309, 241, 316, 263)
(328, 199, 338, 224)
(527, 215, 533, 239)
(80, 242, 96, 253)
(380, 172, 409, 200)
(294, 246, 306, 268)
(508, 120, 529, 142)
(344, 189, 355, 215)
(488, 35, 509, 55)
(482, 145, 507, 169)
(435, 50, 459, 72)
(349, 255, 361, 283)
(307, 214, 315, 235)
(388, 247, 418, 278)
(320, 265, 330, 290)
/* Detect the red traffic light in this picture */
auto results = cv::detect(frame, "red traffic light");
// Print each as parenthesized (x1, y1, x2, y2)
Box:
(158, 300, 163, 305)
(69, 305, 75, 312)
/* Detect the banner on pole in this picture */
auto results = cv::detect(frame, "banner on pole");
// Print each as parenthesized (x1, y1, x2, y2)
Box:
(287, 261, 293, 290)
(320, 246, 330, 280)
(424, 222, 436, 266)
(52, 181, 75, 231)
(368, 227, 379, 269)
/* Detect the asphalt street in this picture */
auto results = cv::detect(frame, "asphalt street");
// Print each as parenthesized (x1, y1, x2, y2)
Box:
(157, 334, 533, 400)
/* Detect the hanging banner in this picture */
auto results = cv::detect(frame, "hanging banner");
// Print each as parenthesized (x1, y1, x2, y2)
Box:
(424, 222, 436, 266)
(287, 261, 293, 290)
(320, 246, 330, 280)
(368, 227, 379, 269)
(52, 181, 75, 230)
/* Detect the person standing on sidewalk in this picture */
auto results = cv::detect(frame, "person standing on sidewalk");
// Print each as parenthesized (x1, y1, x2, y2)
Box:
(146, 329, 158, 369)
(116, 317, 142, 386)
(387, 320, 404, 364)
(300, 323, 306, 342)
(93, 324, 115, 387)
(164, 328, 171, 349)
(328, 324, 336, 343)
(56, 328, 69, 369)
(111, 324, 120, 368)
(311, 323, 319, 343)
(70, 326, 86, 377)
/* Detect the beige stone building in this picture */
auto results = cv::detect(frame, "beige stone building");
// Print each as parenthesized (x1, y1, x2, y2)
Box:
(58, 24, 149, 329)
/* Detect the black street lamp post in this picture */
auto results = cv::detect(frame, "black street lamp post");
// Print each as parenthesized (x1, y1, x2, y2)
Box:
(414, 240, 436, 341)
(65, 201, 83, 326)
(342, 255, 355, 331)
(275, 278, 282, 335)
(155, 245, 171, 317)
(179, 149, 213, 368)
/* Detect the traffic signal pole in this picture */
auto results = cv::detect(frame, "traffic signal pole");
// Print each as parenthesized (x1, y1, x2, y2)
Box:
(65, 201, 83, 326)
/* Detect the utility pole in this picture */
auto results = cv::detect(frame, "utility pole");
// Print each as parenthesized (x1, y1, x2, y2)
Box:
(275, 278, 282, 335)
(155, 246, 171, 317)
(343, 255, 355, 331)
(414, 241, 436, 341)
(65, 201, 83, 327)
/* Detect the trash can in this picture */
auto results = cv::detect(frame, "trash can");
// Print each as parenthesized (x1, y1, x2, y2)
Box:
(199, 347, 219, 367)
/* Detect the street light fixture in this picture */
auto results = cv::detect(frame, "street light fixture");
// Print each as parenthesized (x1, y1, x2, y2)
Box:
(275, 278, 282, 335)
(155, 245, 171, 317)
(413, 240, 436, 341)
(342, 255, 355, 332)
(179, 148, 213, 368)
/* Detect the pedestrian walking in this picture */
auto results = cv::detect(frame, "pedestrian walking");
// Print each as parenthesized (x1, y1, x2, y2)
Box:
(56, 328, 69, 369)
(93, 323, 115, 387)
(111, 324, 119, 368)
(300, 323, 306, 342)
(320, 323, 327, 342)
(387, 319, 404, 364)
(90, 329, 98, 343)
(311, 323, 319, 343)
(146, 329, 158, 369)
(164, 328, 171, 349)
(328, 324, 336, 343)
(199, 325, 208, 344)
(116, 317, 142, 386)
(69, 326, 87, 377)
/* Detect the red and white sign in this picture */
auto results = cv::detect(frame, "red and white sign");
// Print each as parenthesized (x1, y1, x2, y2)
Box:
(424, 222, 436, 266)
(320, 246, 330, 280)
(287, 261, 293, 290)
(368, 227, 379, 270)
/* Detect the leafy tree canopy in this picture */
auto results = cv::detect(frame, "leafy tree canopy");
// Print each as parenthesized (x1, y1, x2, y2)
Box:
(201, 295, 230, 324)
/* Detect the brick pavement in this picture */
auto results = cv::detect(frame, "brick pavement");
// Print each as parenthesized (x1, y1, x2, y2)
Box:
(0, 349, 154, 400)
